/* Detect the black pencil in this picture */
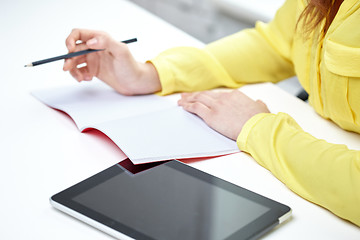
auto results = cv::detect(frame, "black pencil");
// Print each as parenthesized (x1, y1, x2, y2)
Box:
(24, 38, 137, 67)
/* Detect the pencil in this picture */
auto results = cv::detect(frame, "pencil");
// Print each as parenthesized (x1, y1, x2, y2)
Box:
(24, 38, 137, 67)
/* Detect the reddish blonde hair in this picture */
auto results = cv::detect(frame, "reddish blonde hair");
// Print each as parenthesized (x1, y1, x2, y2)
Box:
(298, 0, 343, 36)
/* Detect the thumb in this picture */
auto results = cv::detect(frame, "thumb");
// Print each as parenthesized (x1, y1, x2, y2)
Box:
(86, 35, 120, 51)
(86, 37, 101, 49)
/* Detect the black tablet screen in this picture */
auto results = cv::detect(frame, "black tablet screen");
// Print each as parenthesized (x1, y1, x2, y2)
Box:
(71, 161, 272, 240)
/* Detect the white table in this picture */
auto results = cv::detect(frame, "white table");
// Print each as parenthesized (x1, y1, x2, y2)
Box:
(0, 0, 359, 239)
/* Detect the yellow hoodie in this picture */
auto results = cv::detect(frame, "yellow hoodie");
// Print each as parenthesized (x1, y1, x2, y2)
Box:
(150, 0, 360, 226)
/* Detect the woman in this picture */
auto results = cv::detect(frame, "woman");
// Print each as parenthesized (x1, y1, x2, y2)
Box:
(63, 0, 360, 226)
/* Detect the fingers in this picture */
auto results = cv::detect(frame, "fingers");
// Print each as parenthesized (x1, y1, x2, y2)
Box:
(64, 54, 97, 81)
(63, 51, 87, 71)
(178, 90, 269, 117)
(179, 91, 217, 107)
(65, 29, 101, 52)
(177, 90, 270, 140)
(180, 99, 212, 121)
(66, 28, 123, 54)
(63, 29, 106, 78)
(178, 91, 218, 121)
(64, 29, 127, 75)
(69, 65, 93, 82)
(85, 34, 116, 51)
(63, 36, 95, 70)
(64, 29, 103, 72)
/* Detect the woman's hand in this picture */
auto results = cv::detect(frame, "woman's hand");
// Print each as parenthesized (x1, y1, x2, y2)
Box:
(63, 29, 161, 95)
(178, 90, 270, 140)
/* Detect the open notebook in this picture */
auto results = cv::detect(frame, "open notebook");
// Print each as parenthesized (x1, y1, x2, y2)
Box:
(32, 81, 239, 164)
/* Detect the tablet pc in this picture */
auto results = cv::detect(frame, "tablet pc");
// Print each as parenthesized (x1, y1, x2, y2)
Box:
(50, 160, 291, 240)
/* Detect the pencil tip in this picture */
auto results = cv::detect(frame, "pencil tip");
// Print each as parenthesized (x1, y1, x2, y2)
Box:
(24, 64, 33, 67)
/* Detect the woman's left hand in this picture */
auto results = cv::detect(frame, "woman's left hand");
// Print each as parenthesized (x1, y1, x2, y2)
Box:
(178, 90, 270, 140)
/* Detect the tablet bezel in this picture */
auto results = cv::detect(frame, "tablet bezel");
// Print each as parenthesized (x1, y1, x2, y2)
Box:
(50, 160, 291, 240)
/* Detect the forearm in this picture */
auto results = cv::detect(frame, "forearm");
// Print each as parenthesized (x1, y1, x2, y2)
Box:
(238, 112, 360, 226)
(149, 0, 298, 95)
(150, 46, 241, 95)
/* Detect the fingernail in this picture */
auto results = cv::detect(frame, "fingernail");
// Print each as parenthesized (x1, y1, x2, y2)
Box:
(87, 38, 98, 46)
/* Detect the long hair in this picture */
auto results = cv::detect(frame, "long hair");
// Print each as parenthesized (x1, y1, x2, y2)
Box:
(298, 0, 343, 36)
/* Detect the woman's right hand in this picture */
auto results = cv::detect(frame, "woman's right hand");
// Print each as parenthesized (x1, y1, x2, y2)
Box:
(63, 29, 161, 95)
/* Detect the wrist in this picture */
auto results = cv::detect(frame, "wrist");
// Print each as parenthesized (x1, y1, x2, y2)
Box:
(135, 62, 162, 94)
